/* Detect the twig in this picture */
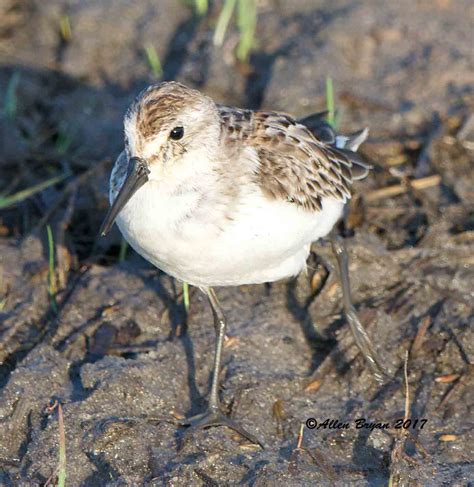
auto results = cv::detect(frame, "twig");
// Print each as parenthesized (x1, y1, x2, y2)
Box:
(365, 175, 441, 202)
(388, 351, 410, 485)
(296, 423, 304, 449)
(403, 351, 409, 423)
(434, 373, 460, 383)
(411, 316, 432, 355)
(438, 366, 472, 409)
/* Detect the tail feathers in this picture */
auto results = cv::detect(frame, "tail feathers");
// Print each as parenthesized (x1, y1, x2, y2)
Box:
(300, 111, 371, 181)
(335, 147, 372, 180)
(338, 128, 371, 180)
(336, 127, 369, 152)
(298, 111, 336, 144)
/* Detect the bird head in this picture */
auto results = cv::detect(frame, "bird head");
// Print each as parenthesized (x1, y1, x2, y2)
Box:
(100, 81, 220, 236)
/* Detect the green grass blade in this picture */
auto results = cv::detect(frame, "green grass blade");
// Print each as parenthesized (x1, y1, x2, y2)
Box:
(144, 43, 163, 78)
(59, 14, 72, 42)
(119, 238, 128, 262)
(236, 0, 257, 62)
(0, 173, 67, 210)
(46, 225, 57, 313)
(325, 76, 335, 128)
(4, 72, 20, 119)
(55, 122, 74, 155)
(213, 0, 237, 46)
(57, 403, 66, 487)
(194, 0, 208, 16)
(182, 281, 190, 314)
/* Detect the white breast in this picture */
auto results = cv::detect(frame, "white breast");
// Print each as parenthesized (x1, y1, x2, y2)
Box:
(111, 159, 344, 287)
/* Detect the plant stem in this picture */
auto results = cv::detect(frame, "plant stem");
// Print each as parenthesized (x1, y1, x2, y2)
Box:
(326, 76, 335, 128)
(46, 225, 57, 313)
(57, 403, 66, 487)
(213, 0, 237, 46)
(183, 281, 190, 314)
(119, 238, 128, 262)
(0, 173, 67, 210)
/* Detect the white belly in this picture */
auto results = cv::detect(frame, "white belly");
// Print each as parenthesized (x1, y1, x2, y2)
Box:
(114, 179, 344, 287)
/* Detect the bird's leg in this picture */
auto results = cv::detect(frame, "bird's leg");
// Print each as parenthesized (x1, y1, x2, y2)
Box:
(330, 233, 387, 382)
(207, 287, 226, 410)
(178, 287, 263, 447)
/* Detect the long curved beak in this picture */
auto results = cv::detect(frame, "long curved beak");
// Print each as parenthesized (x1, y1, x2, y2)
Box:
(100, 156, 150, 236)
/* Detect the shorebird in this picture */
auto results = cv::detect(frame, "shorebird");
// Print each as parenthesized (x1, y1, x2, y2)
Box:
(100, 81, 385, 447)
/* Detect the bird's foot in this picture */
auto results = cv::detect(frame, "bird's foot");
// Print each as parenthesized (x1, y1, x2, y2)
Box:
(178, 407, 264, 448)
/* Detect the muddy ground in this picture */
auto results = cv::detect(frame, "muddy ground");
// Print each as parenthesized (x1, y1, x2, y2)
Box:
(0, 0, 473, 485)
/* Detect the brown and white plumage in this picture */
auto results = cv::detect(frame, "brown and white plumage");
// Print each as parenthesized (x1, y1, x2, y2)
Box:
(100, 82, 383, 445)
(107, 82, 370, 287)
(218, 106, 369, 211)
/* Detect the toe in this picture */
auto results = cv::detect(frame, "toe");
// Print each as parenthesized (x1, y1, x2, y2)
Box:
(178, 410, 264, 448)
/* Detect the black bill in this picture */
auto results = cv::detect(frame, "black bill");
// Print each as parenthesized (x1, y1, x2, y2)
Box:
(100, 156, 150, 237)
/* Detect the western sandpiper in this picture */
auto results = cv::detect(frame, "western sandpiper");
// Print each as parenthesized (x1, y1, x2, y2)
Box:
(100, 81, 385, 447)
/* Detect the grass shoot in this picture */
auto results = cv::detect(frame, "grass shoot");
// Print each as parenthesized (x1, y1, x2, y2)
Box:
(325, 76, 335, 128)
(59, 14, 72, 42)
(144, 43, 163, 78)
(0, 173, 67, 210)
(119, 238, 128, 262)
(4, 72, 20, 119)
(55, 130, 73, 155)
(214, 0, 257, 63)
(213, 0, 237, 46)
(57, 402, 66, 487)
(194, 0, 208, 16)
(46, 225, 58, 313)
(236, 0, 257, 62)
(182, 281, 190, 314)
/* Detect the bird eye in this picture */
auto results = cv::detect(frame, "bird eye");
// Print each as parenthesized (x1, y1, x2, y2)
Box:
(170, 126, 184, 140)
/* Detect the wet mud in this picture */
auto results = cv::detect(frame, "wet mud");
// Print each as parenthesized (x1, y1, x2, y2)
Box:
(0, 0, 473, 485)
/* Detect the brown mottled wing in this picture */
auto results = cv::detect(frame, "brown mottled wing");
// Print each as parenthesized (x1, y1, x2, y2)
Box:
(219, 106, 354, 212)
